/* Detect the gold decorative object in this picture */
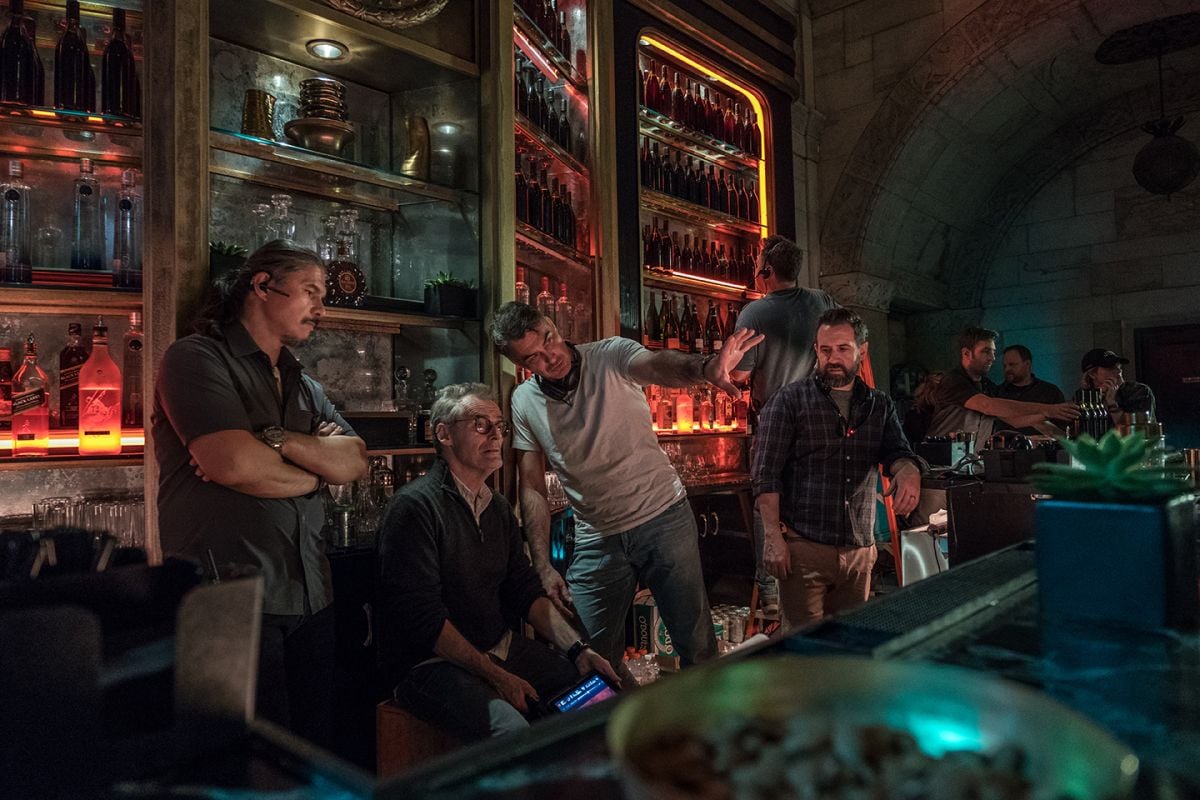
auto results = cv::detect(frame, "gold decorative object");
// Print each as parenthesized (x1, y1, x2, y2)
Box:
(240, 89, 277, 140)
(399, 114, 430, 181)
(323, 0, 449, 30)
(284, 117, 356, 156)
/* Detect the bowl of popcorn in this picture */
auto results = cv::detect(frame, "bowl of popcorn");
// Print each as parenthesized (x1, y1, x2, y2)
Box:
(607, 656, 1138, 800)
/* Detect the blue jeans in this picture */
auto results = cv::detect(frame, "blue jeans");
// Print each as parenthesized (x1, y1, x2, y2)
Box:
(567, 497, 717, 668)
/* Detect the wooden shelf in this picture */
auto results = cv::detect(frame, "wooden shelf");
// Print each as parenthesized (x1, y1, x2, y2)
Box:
(0, 454, 143, 471)
(642, 189, 764, 237)
(210, 129, 475, 213)
(513, 4, 587, 96)
(638, 106, 757, 172)
(0, 106, 142, 165)
(515, 112, 589, 178)
(642, 269, 761, 302)
(0, 286, 142, 315)
(320, 306, 479, 335)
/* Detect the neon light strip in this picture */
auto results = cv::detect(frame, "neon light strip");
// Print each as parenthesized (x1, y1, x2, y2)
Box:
(0, 429, 145, 452)
(639, 35, 769, 238)
(647, 268, 747, 292)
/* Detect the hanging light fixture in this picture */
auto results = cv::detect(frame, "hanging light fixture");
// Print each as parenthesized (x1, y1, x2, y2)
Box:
(1096, 13, 1200, 197)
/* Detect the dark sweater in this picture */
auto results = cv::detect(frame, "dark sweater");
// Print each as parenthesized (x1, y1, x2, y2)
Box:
(376, 458, 546, 681)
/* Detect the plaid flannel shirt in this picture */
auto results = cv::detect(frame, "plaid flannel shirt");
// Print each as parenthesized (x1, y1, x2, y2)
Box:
(751, 376, 920, 548)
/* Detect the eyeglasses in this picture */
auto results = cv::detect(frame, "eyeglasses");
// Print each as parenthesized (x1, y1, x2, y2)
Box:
(450, 416, 512, 437)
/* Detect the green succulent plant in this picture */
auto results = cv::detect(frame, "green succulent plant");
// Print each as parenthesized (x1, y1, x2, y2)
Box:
(1030, 430, 1191, 504)
(209, 241, 248, 258)
(423, 271, 473, 289)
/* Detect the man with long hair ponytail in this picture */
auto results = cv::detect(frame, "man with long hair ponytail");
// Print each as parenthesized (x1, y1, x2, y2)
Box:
(153, 240, 368, 747)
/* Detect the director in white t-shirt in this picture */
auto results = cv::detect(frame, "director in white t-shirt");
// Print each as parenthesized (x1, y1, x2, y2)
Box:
(490, 302, 763, 670)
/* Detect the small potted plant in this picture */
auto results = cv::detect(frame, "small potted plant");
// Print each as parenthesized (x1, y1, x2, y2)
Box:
(1030, 431, 1196, 630)
(423, 271, 477, 318)
(209, 241, 248, 281)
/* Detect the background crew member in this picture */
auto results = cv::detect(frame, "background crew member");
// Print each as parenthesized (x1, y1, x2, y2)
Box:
(995, 344, 1066, 434)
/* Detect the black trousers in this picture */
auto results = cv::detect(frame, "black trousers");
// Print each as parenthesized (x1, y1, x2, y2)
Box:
(257, 605, 335, 749)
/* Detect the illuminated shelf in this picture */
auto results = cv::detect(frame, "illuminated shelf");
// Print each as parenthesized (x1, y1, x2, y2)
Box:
(0, 286, 142, 315)
(639, 106, 757, 171)
(320, 306, 478, 334)
(210, 129, 475, 213)
(513, 4, 587, 96)
(655, 430, 750, 439)
(0, 106, 142, 165)
(515, 112, 589, 178)
(1, 428, 146, 468)
(515, 221, 593, 272)
(642, 189, 764, 237)
(642, 268, 760, 302)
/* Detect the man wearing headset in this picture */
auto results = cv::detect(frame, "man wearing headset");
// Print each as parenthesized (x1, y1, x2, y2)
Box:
(751, 308, 923, 629)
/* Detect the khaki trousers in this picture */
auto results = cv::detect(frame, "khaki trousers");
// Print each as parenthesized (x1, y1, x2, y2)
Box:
(778, 537, 876, 630)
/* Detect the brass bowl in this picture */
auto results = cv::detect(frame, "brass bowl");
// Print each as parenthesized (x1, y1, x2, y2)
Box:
(607, 655, 1139, 800)
(284, 117, 356, 156)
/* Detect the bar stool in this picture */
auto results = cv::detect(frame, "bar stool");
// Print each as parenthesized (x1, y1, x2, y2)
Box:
(375, 699, 461, 777)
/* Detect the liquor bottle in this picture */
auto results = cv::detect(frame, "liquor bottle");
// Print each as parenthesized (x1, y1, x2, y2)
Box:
(316, 214, 338, 264)
(656, 387, 674, 430)
(558, 95, 572, 151)
(536, 275, 555, 320)
(393, 365, 418, 445)
(670, 72, 685, 122)
(683, 80, 697, 130)
(0, 346, 12, 438)
(656, 220, 671, 269)
(515, 52, 527, 117)
(656, 65, 670, 115)
(724, 302, 739, 340)
(1, 159, 31, 282)
(415, 368, 437, 445)
(705, 301, 724, 353)
(640, 138, 651, 187)
(733, 102, 746, 152)
(546, 87, 560, 144)
(737, 176, 750, 221)
(112, 168, 141, 287)
(698, 386, 714, 430)
(642, 223, 655, 268)
(534, 74, 548, 132)
(723, 98, 737, 145)
(0, 0, 38, 106)
(558, 11, 571, 61)
(71, 158, 103, 270)
(538, 165, 553, 235)
(325, 239, 367, 308)
(642, 58, 657, 109)
(670, 230, 681, 270)
(663, 295, 681, 350)
(671, 151, 685, 199)
(12, 334, 49, 456)
(680, 234, 693, 271)
(706, 165, 719, 211)
(525, 158, 541, 230)
(515, 264, 530, 306)
(524, 64, 538, 126)
(57, 322, 88, 428)
(650, 142, 664, 192)
(675, 388, 694, 433)
(102, 8, 139, 118)
(688, 296, 704, 354)
(121, 311, 143, 428)
(563, 189, 576, 248)
(749, 108, 762, 158)
(54, 1, 93, 112)
(78, 318, 121, 455)
(747, 180, 760, 223)
(678, 296, 692, 349)
(555, 280, 574, 341)
(269, 193, 296, 240)
(643, 291, 660, 346)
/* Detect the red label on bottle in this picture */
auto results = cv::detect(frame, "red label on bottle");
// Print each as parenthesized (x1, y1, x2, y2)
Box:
(12, 388, 46, 415)
(337, 269, 359, 295)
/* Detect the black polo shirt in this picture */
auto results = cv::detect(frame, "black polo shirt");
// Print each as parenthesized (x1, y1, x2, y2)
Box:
(927, 365, 997, 440)
(153, 321, 354, 615)
(994, 375, 1065, 405)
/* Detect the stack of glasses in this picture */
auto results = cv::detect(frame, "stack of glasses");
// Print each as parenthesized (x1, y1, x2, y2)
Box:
(32, 492, 145, 550)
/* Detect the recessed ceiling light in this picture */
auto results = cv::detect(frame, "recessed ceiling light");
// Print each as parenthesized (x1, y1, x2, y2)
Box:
(306, 39, 348, 61)
(434, 122, 463, 135)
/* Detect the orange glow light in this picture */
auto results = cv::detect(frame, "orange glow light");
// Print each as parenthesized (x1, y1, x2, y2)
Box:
(640, 35, 769, 237)
(0, 428, 145, 453)
(648, 268, 748, 293)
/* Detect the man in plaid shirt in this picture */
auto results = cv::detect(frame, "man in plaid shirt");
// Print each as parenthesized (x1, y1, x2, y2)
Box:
(751, 308, 923, 628)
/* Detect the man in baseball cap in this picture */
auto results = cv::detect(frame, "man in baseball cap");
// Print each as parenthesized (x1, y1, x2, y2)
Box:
(1080, 348, 1155, 425)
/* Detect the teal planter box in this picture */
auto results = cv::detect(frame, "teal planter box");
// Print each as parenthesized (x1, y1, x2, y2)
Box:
(1036, 496, 1198, 630)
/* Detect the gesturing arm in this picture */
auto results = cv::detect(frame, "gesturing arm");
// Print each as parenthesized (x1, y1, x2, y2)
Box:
(517, 448, 572, 616)
(964, 394, 1079, 427)
(188, 430, 319, 498)
(627, 328, 764, 397)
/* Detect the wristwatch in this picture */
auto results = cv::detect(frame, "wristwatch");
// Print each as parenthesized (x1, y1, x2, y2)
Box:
(260, 426, 286, 453)
(566, 639, 591, 663)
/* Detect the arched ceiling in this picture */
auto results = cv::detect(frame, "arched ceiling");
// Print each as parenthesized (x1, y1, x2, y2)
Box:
(819, 0, 1200, 312)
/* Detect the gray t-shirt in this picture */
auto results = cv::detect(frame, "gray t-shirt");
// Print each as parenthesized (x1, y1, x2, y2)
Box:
(510, 337, 685, 541)
(734, 287, 839, 410)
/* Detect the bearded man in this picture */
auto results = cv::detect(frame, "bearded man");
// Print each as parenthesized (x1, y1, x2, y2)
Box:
(750, 308, 924, 629)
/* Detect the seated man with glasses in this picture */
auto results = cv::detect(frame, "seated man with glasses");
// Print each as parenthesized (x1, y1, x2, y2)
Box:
(377, 382, 618, 743)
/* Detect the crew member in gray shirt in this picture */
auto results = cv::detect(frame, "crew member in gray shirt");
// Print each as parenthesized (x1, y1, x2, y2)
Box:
(154, 241, 367, 747)
(491, 302, 763, 672)
(730, 235, 838, 412)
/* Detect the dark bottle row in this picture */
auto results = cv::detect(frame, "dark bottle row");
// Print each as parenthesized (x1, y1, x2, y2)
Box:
(642, 216, 759, 289)
(643, 291, 740, 356)
(515, 0, 573, 71)
(640, 139, 759, 223)
(515, 50, 583, 162)
(515, 153, 578, 253)
(0, 0, 140, 118)
(1070, 389, 1113, 440)
(639, 57, 761, 159)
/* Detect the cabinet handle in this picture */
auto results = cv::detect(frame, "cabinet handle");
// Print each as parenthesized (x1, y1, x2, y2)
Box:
(709, 511, 719, 535)
(362, 602, 373, 648)
(698, 513, 708, 538)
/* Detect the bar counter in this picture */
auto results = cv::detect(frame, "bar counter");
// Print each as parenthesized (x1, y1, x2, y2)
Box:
(378, 542, 1200, 800)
